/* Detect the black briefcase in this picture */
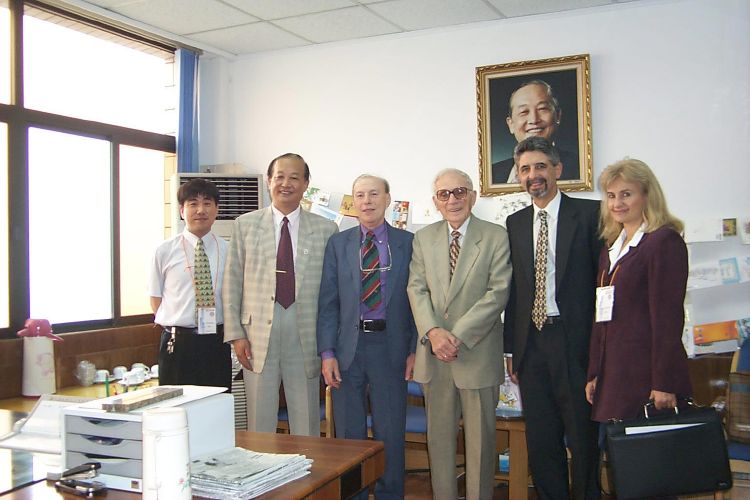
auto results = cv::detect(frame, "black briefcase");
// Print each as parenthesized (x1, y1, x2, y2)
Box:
(605, 401, 732, 499)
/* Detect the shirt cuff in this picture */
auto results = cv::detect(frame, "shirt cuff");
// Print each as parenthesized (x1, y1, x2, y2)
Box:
(320, 349, 335, 360)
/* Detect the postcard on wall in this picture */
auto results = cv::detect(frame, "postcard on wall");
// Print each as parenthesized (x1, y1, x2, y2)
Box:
(719, 257, 741, 285)
(723, 218, 737, 237)
(491, 192, 531, 227)
(311, 204, 344, 227)
(339, 195, 358, 217)
(693, 320, 739, 345)
(411, 200, 442, 225)
(740, 217, 750, 245)
(687, 262, 722, 290)
(684, 218, 723, 243)
(389, 201, 410, 230)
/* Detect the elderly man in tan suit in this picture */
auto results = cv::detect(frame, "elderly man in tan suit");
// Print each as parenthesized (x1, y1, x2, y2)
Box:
(408, 168, 512, 499)
(223, 153, 337, 436)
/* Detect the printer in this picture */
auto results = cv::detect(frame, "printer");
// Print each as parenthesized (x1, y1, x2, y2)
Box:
(62, 385, 235, 492)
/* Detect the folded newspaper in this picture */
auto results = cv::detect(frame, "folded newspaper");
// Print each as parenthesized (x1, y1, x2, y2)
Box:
(190, 447, 313, 499)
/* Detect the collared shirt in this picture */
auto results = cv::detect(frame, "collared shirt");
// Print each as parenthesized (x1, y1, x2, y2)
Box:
(532, 190, 561, 317)
(271, 204, 302, 264)
(446, 216, 471, 248)
(608, 222, 647, 271)
(148, 229, 228, 328)
(360, 222, 389, 321)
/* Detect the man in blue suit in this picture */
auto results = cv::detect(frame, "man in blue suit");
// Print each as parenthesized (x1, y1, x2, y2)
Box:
(317, 174, 417, 499)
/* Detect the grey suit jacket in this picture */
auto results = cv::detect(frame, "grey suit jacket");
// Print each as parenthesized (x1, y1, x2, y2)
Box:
(407, 215, 512, 389)
(222, 206, 338, 378)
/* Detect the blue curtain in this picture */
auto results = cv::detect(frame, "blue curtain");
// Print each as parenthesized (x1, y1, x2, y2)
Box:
(177, 48, 199, 173)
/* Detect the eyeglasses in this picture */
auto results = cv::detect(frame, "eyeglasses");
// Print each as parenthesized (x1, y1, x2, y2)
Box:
(435, 187, 469, 201)
(359, 243, 392, 273)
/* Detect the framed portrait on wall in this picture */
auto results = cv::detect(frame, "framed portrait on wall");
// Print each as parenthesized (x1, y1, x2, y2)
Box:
(477, 54, 592, 196)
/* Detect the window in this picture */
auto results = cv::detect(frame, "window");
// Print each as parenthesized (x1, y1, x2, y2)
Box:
(0, 122, 7, 328)
(0, 0, 178, 336)
(0, 2, 9, 105)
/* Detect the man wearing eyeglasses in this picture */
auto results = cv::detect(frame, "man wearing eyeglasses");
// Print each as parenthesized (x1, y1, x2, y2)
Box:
(408, 168, 512, 500)
(317, 174, 417, 499)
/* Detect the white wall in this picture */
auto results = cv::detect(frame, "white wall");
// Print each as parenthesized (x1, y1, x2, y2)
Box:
(199, 0, 750, 224)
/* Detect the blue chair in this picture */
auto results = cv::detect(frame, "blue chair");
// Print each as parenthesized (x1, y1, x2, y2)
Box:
(277, 381, 334, 437)
(727, 340, 750, 463)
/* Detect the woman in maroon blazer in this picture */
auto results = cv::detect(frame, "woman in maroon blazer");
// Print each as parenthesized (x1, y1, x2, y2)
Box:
(585, 158, 692, 422)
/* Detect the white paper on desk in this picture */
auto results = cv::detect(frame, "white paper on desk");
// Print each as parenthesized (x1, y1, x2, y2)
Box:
(625, 422, 704, 435)
(0, 394, 90, 454)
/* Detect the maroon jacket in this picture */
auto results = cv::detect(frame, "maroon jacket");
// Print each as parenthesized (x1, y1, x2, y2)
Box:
(587, 226, 692, 422)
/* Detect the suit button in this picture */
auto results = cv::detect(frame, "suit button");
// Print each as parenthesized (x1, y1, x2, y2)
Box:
(271, 295, 275, 301)
(267, 320, 272, 325)
(444, 313, 449, 320)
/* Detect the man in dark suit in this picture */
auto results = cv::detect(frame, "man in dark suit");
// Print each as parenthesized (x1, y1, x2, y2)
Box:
(317, 174, 417, 499)
(492, 80, 579, 184)
(504, 136, 602, 499)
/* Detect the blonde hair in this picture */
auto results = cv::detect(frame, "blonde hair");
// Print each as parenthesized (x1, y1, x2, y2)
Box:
(598, 158, 683, 245)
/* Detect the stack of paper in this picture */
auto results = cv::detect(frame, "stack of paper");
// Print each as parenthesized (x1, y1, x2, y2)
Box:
(190, 447, 313, 499)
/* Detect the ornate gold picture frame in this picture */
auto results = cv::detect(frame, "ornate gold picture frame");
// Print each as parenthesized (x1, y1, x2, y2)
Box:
(477, 54, 592, 196)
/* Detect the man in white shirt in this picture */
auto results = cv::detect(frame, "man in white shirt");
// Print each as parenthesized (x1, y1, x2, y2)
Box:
(148, 178, 231, 390)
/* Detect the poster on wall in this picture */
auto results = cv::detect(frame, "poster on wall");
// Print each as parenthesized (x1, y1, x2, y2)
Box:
(476, 54, 593, 196)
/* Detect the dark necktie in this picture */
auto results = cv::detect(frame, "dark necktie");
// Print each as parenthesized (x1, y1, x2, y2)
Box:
(449, 230, 461, 279)
(276, 217, 295, 308)
(532, 210, 548, 330)
(361, 231, 382, 309)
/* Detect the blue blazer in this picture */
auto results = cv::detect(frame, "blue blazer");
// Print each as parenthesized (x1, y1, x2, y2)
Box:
(317, 223, 417, 373)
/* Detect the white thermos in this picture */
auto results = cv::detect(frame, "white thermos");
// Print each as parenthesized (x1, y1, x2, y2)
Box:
(142, 407, 192, 499)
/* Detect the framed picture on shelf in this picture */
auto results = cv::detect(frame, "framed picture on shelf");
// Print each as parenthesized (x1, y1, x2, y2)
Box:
(477, 53, 593, 196)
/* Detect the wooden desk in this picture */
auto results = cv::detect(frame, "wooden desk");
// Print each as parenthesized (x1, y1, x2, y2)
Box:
(0, 382, 159, 414)
(1, 431, 385, 499)
(495, 416, 528, 500)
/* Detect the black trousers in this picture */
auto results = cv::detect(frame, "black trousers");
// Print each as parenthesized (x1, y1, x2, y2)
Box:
(158, 325, 232, 391)
(518, 322, 600, 500)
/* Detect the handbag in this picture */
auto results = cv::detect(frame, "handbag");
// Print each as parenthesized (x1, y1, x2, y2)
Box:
(728, 371, 750, 444)
(605, 400, 732, 499)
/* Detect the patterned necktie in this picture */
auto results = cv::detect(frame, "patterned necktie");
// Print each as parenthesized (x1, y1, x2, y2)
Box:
(361, 231, 382, 309)
(449, 230, 461, 279)
(194, 238, 215, 321)
(532, 210, 549, 331)
(276, 217, 295, 308)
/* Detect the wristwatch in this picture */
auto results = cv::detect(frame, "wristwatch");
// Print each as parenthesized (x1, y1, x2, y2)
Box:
(420, 332, 430, 345)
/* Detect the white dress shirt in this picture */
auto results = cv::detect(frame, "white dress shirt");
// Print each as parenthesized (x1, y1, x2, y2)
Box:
(148, 228, 228, 328)
(446, 216, 471, 248)
(532, 190, 561, 317)
(608, 222, 647, 271)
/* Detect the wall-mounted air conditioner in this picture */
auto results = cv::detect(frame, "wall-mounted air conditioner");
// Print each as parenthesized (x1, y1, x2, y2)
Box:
(170, 172, 264, 240)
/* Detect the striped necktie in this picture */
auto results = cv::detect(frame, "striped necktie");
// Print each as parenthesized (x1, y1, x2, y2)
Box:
(449, 230, 461, 279)
(361, 231, 382, 309)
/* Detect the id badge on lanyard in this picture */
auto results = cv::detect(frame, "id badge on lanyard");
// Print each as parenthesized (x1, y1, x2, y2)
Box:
(595, 286, 614, 322)
(197, 307, 217, 334)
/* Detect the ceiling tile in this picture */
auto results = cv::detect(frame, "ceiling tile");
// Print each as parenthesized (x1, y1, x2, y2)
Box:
(274, 6, 400, 43)
(222, 0, 356, 20)
(367, 0, 502, 31)
(188, 21, 311, 54)
(110, 0, 257, 35)
(487, 0, 611, 17)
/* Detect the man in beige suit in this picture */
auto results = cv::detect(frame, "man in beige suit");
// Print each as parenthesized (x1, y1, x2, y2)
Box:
(408, 168, 512, 499)
(223, 153, 338, 436)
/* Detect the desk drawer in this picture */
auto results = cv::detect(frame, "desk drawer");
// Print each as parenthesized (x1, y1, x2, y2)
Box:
(66, 415, 142, 440)
(66, 433, 142, 459)
(66, 451, 142, 478)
